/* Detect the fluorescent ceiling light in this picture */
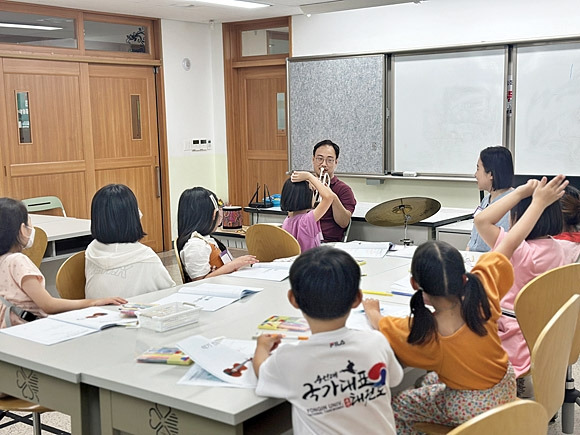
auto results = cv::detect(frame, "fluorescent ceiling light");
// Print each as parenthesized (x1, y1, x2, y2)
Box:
(301, 0, 422, 15)
(195, 0, 269, 8)
(0, 23, 62, 31)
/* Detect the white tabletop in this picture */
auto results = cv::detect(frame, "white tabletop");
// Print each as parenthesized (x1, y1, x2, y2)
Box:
(30, 214, 91, 241)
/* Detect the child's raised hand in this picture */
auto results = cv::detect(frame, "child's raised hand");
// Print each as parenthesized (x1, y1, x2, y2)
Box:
(92, 297, 128, 306)
(515, 178, 540, 198)
(532, 175, 568, 207)
(291, 171, 313, 183)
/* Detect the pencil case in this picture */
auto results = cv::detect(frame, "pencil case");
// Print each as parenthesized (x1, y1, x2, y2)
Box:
(138, 302, 201, 332)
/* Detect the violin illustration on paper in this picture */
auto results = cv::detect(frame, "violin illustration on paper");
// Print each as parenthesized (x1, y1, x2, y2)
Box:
(223, 357, 252, 377)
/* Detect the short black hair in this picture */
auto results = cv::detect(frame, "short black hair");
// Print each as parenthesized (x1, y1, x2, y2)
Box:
(0, 197, 29, 255)
(479, 146, 513, 190)
(510, 190, 563, 240)
(177, 187, 220, 251)
(280, 178, 313, 212)
(289, 246, 360, 319)
(91, 184, 146, 244)
(313, 139, 340, 159)
(560, 185, 580, 230)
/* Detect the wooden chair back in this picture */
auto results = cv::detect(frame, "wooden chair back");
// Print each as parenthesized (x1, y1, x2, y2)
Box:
(22, 227, 48, 268)
(22, 196, 67, 217)
(245, 224, 301, 262)
(531, 294, 580, 418)
(514, 263, 580, 367)
(56, 251, 86, 299)
(173, 240, 186, 284)
(446, 400, 547, 435)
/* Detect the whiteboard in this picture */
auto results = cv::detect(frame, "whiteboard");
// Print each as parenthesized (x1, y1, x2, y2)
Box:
(288, 55, 385, 175)
(392, 49, 506, 175)
(514, 42, 580, 176)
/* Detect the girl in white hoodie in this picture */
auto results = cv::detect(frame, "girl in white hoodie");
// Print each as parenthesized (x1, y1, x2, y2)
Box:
(85, 184, 175, 299)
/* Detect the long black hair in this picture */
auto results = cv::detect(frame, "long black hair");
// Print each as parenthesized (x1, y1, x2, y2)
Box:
(177, 187, 222, 252)
(407, 241, 491, 345)
(0, 198, 29, 255)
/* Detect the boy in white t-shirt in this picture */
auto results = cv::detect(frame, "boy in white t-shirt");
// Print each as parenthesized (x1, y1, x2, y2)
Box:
(253, 246, 403, 435)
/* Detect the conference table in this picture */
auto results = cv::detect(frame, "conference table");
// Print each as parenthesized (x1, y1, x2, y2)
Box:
(0, 247, 421, 434)
(245, 202, 474, 245)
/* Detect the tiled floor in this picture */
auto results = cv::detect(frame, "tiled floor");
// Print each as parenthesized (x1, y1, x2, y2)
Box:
(2, 249, 580, 434)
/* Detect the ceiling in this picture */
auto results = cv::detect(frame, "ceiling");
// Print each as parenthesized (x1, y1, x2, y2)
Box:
(7, 0, 420, 24)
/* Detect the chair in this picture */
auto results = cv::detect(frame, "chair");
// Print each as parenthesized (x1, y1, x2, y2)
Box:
(416, 294, 580, 435)
(514, 263, 580, 433)
(22, 196, 67, 217)
(173, 240, 187, 284)
(446, 400, 547, 435)
(245, 224, 301, 262)
(55, 251, 86, 299)
(0, 396, 52, 435)
(21, 227, 48, 268)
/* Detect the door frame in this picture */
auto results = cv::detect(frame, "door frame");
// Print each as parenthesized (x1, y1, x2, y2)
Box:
(222, 17, 291, 209)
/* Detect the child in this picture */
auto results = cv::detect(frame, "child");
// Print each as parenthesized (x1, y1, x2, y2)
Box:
(467, 146, 514, 252)
(280, 171, 337, 252)
(254, 246, 403, 435)
(177, 187, 257, 281)
(474, 175, 568, 389)
(554, 185, 580, 263)
(0, 197, 127, 329)
(363, 175, 567, 433)
(85, 184, 175, 298)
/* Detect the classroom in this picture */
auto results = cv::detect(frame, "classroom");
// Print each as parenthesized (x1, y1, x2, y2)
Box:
(0, 0, 579, 434)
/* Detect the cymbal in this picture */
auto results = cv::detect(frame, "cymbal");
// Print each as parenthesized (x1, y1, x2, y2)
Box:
(365, 197, 441, 227)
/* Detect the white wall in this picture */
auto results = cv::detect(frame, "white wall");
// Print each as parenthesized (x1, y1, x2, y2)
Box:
(160, 0, 580, 237)
(290, 0, 580, 209)
(161, 19, 227, 237)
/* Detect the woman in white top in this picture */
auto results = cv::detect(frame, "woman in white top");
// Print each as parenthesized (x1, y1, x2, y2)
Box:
(177, 187, 257, 281)
(85, 184, 175, 298)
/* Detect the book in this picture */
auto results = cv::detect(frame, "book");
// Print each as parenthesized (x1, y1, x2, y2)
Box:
(334, 241, 394, 258)
(49, 306, 137, 330)
(258, 315, 310, 332)
(137, 347, 193, 365)
(154, 283, 263, 312)
(229, 262, 292, 281)
(0, 307, 137, 345)
(177, 336, 257, 388)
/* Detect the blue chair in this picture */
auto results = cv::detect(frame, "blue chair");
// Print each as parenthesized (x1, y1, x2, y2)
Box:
(22, 196, 67, 217)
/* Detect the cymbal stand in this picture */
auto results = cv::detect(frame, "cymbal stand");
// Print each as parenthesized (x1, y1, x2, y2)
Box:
(400, 206, 414, 246)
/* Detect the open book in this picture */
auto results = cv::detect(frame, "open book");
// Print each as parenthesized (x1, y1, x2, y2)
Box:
(177, 335, 257, 388)
(229, 262, 292, 281)
(0, 307, 136, 345)
(153, 283, 262, 312)
(334, 241, 394, 258)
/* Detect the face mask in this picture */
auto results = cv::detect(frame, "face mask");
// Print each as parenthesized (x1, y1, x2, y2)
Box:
(138, 209, 143, 220)
(24, 226, 35, 249)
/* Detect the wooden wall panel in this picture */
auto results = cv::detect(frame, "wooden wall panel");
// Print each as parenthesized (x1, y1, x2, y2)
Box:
(11, 172, 88, 218)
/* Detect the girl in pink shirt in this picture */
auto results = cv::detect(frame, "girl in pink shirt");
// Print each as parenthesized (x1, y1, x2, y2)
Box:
(0, 197, 127, 329)
(474, 176, 569, 396)
(281, 171, 337, 253)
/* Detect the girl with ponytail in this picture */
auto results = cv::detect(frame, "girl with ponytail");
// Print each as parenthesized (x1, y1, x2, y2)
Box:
(364, 175, 568, 434)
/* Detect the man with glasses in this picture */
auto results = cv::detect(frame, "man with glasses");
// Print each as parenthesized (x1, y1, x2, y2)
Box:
(312, 139, 357, 242)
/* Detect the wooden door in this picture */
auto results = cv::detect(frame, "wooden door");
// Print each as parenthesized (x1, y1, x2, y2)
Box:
(0, 58, 91, 217)
(88, 64, 163, 252)
(232, 65, 288, 213)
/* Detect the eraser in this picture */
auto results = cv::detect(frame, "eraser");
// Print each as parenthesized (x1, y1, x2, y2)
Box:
(403, 171, 417, 177)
